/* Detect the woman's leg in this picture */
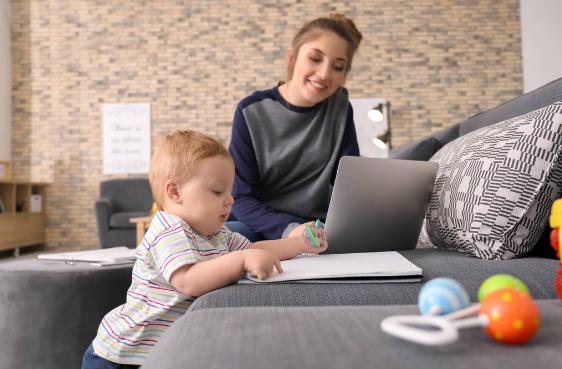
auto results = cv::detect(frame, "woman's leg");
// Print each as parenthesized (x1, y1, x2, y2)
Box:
(225, 221, 264, 242)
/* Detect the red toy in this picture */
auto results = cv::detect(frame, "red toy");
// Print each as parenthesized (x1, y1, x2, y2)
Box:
(548, 199, 562, 299)
(480, 288, 540, 344)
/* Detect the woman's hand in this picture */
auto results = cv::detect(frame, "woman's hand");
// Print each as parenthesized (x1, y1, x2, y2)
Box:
(301, 227, 328, 254)
(243, 249, 283, 280)
(288, 222, 314, 238)
(289, 222, 329, 254)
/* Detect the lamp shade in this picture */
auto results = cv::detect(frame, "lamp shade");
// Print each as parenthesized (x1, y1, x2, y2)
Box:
(368, 108, 384, 123)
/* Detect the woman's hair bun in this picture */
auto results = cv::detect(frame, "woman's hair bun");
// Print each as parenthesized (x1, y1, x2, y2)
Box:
(328, 13, 363, 50)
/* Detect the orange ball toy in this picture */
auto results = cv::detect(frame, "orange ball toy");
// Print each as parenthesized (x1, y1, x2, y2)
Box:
(479, 288, 541, 344)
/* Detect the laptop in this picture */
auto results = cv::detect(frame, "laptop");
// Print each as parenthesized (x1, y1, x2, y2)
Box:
(324, 156, 438, 254)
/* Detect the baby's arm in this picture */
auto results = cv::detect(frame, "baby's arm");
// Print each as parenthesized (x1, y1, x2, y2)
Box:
(251, 229, 328, 261)
(170, 249, 282, 297)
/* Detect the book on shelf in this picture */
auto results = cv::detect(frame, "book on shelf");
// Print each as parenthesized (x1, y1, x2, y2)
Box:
(37, 246, 136, 266)
(238, 251, 423, 284)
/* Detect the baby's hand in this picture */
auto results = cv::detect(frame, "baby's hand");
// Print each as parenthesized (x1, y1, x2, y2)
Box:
(243, 249, 283, 280)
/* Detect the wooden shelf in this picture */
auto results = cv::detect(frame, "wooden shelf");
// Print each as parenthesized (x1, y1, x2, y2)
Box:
(0, 181, 47, 251)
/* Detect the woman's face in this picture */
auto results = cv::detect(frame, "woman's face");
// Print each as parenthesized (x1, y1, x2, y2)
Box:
(286, 31, 349, 107)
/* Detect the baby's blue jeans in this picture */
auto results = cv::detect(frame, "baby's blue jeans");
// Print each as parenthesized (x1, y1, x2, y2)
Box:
(82, 344, 139, 369)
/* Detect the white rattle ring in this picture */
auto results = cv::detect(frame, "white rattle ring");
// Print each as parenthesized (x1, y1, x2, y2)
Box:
(381, 314, 460, 346)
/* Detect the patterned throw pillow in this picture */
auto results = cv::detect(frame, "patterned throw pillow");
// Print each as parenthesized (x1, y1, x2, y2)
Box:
(425, 102, 562, 259)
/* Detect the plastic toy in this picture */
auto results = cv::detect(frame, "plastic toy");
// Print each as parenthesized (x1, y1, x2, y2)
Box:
(548, 198, 562, 299)
(418, 277, 470, 315)
(477, 274, 529, 301)
(304, 219, 324, 248)
(479, 288, 540, 344)
(381, 275, 541, 346)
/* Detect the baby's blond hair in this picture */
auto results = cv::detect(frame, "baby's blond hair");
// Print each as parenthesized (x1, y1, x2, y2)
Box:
(149, 130, 232, 206)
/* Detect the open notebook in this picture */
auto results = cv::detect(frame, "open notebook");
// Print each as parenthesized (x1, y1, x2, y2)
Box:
(239, 251, 422, 284)
(37, 246, 136, 266)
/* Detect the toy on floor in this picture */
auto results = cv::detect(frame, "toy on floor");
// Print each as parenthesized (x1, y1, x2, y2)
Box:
(548, 198, 562, 299)
(304, 219, 324, 248)
(381, 274, 541, 346)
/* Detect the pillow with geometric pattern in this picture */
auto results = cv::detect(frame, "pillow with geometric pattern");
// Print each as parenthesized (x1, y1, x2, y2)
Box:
(424, 101, 562, 259)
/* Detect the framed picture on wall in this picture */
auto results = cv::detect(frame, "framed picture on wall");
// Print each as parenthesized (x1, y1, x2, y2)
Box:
(0, 160, 11, 181)
(102, 103, 151, 175)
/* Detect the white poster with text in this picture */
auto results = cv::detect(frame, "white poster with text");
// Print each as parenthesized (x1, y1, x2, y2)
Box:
(103, 103, 151, 174)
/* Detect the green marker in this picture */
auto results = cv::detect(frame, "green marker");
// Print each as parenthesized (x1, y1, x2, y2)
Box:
(315, 219, 324, 229)
(305, 224, 321, 248)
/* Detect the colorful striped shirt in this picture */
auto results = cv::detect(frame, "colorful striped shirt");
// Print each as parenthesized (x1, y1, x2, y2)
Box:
(92, 211, 250, 365)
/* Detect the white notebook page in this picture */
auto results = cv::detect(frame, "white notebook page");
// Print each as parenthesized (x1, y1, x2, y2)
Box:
(241, 251, 422, 283)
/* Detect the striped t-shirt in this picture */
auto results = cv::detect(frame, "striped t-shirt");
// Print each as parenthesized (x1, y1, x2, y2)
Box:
(92, 211, 250, 365)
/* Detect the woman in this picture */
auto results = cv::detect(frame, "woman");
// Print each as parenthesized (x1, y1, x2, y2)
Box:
(227, 13, 362, 241)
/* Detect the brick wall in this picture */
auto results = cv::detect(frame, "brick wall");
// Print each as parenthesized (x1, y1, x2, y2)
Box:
(10, 0, 522, 249)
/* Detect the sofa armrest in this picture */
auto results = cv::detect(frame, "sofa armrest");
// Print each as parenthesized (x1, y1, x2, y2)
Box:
(95, 198, 114, 232)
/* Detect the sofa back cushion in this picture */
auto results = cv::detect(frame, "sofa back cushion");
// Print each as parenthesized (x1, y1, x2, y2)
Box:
(424, 102, 562, 259)
(389, 124, 460, 161)
(389, 77, 562, 161)
(459, 77, 562, 136)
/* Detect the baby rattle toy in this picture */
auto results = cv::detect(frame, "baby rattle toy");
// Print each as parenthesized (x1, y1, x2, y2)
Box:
(381, 275, 541, 346)
(548, 198, 562, 299)
(304, 219, 324, 248)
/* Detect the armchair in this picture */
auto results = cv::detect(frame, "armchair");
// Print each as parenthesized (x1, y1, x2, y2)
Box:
(95, 178, 153, 248)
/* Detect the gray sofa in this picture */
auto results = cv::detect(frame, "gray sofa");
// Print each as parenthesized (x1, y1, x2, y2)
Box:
(2, 79, 561, 369)
(144, 301, 562, 369)
(142, 78, 562, 368)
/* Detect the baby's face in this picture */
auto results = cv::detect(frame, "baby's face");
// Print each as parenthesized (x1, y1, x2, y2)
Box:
(175, 155, 235, 237)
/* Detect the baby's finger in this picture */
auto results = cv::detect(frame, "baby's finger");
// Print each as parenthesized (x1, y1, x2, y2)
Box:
(274, 259, 283, 273)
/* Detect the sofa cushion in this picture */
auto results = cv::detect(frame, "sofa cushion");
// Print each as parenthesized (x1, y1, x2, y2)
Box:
(143, 301, 562, 369)
(0, 259, 132, 369)
(389, 137, 441, 161)
(425, 102, 562, 259)
(100, 178, 153, 213)
(389, 124, 460, 161)
(459, 77, 562, 136)
(188, 249, 558, 311)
